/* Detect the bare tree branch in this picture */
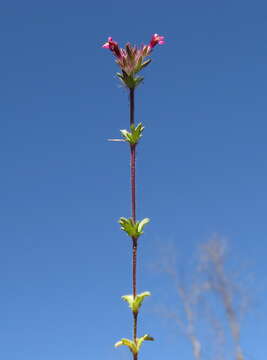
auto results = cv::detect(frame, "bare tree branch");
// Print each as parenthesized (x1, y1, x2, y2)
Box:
(155, 236, 250, 360)
(199, 236, 246, 360)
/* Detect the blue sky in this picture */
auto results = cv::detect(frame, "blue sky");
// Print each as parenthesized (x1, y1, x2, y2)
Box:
(1, 0, 266, 359)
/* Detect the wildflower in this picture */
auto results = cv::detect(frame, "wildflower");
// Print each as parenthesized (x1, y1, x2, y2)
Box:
(102, 37, 122, 59)
(148, 34, 165, 49)
(102, 34, 164, 89)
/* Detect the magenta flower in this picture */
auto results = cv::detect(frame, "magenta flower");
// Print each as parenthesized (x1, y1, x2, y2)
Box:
(102, 37, 122, 59)
(148, 34, 165, 49)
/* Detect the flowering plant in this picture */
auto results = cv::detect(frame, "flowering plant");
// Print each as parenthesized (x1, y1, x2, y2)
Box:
(102, 33, 164, 360)
(103, 33, 164, 89)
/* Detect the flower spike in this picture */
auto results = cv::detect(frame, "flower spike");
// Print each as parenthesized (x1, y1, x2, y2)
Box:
(102, 34, 164, 89)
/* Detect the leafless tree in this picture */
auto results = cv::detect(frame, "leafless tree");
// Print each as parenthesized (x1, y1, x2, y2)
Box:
(155, 243, 208, 360)
(155, 236, 249, 360)
(199, 236, 246, 360)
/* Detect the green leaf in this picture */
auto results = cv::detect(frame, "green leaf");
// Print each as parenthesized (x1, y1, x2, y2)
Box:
(116, 71, 144, 89)
(119, 217, 150, 239)
(137, 218, 150, 234)
(115, 335, 154, 354)
(120, 129, 128, 137)
(120, 123, 145, 145)
(136, 334, 154, 352)
(120, 129, 130, 142)
(115, 338, 137, 354)
(134, 76, 144, 87)
(120, 129, 132, 142)
(116, 72, 123, 79)
(116, 72, 130, 88)
(121, 294, 134, 308)
(119, 217, 136, 237)
(122, 291, 151, 313)
(140, 59, 152, 70)
(131, 123, 145, 144)
(133, 291, 151, 312)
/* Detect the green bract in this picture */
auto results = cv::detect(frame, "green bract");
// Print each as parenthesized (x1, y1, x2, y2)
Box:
(120, 123, 145, 145)
(115, 334, 154, 354)
(116, 55, 152, 90)
(119, 217, 150, 239)
(135, 58, 152, 73)
(117, 71, 144, 89)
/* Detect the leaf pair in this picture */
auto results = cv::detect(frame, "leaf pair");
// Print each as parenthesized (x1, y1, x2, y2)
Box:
(115, 334, 154, 354)
(119, 217, 150, 239)
(120, 123, 145, 145)
(122, 291, 151, 314)
(117, 71, 144, 89)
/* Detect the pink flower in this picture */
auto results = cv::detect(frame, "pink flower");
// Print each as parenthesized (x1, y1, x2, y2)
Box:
(148, 34, 165, 49)
(102, 36, 113, 49)
(102, 37, 122, 59)
(102, 34, 165, 87)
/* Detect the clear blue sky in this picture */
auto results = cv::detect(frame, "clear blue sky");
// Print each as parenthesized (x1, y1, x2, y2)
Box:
(1, 1, 266, 359)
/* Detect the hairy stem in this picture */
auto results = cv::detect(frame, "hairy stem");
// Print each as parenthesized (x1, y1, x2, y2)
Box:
(130, 145, 136, 224)
(133, 311, 138, 342)
(132, 242, 138, 348)
(130, 88, 135, 126)
(130, 88, 138, 355)
(132, 239, 137, 298)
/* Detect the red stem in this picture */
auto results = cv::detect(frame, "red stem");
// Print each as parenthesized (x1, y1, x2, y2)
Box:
(130, 145, 136, 224)
(130, 88, 135, 126)
(129, 88, 138, 353)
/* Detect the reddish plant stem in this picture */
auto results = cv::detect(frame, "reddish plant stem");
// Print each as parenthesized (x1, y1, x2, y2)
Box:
(129, 88, 138, 354)
(132, 237, 137, 299)
(133, 311, 138, 343)
(132, 241, 138, 344)
(130, 88, 135, 126)
(130, 145, 136, 224)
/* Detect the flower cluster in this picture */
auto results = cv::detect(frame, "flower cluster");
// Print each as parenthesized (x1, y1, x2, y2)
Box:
(102, 34, 164, 89)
